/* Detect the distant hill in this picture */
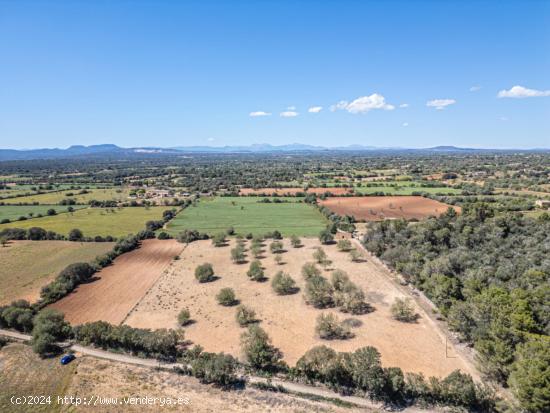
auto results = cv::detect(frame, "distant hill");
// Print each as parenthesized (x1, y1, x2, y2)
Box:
(0, 143, 548, 161)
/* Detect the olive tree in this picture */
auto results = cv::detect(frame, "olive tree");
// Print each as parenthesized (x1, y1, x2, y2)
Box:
(271, 271, 298, 295)
(195, 263, 215, 283)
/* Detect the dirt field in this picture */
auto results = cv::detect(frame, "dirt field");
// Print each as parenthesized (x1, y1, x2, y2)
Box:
(239, 187, 354, 196)
(319, 196, 460, 221)
(50, 239, 184, 325)
(125, 238, 476, 378)
(0, 240, 114, 305)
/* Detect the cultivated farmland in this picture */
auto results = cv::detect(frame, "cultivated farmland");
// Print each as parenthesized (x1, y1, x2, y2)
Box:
(50, 239, 184, 325)
(0, 207, 166, 238)
(165, 197, 327, 237)
(125, 238, 477, 378)
(2, 187, 131, 205)
(0, 205, 87, 223)
(0, 240, 114, 304)
(320, 196, 460, 221)
(239, 187, 354, 196)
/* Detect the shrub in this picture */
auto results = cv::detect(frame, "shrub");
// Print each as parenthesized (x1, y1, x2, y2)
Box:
(315, 313, 353, 340)
(269, 241, 284, 254)
(305, 275, 334, 308)
(240, 325, 282, 370)
(337, 239, 352, 252)
(349, 249, 362, 262)
(195, 263, 215, 283)
(191, 352, 238, 386)
(390, 298, 418, 322)
(301, 262, 321, 280)
(235, 305, 257, 326)
(230, 245, 246, 263)
(176, 229, 204, 243)
(290, 235, 302, 248)
(247, 260, 265, 281)
(274, 254, 283, 265)
(216, 288, 237, 306)
(319, 229, 334, 245)
(157, 231, 171, 239)
(271, 271, 298, 295)
(178, 309, 191, 326)
(250, 244, 262, 258)
(212, 232, 226, 247)
(68, 228, 83, 241)
(313, 247, 330, 267)
(0, 300, 34, 332)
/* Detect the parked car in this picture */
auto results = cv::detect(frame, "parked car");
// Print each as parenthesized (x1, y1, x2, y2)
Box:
(60, 354, 75, 365)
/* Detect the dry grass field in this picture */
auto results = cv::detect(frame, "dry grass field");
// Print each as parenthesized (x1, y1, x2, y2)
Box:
(125, 238, 476, 378)
(50, 239, 184, 325)
(0, 240, 114, 305)
(319, 196, 460, 221)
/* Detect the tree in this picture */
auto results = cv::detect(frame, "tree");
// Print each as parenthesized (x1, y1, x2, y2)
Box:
(390, 298, 418, 322)
(274, 254, 283, 265)
(68, 228, 83, 241)
(337, 239, 352, 252)
(305, 275, 334, 308)
(271, 271, 298, 295)
(240, 325, 282, 370)
(230, 245, 246, 263)
(247, 260, 265, 281)
(32, 309, 71, 356)
(313, 247, 328, 265)
(349, 249, 362, 262)
(351, 346, 386, 398)
(195, 263, 215, 282)
(290, 235, 302, 248)
(269, 241, 284, 254)
(191, 352, 238, 386)
(315, 313, 353, 340)
(250, 244, 262, 259)
(178, 309, 191, 326)
(0, 236, 8, 247)
(235, 305, 257, 326)
(508, 338, 550, 413)
(46, 208, 57, 216)
(216, 288, 237, 306)
(301, 262, 321, 280)
(319, 229, 334, 245)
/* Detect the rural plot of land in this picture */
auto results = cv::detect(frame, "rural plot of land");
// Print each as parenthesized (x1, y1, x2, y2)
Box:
(0, 207, 166, 238)
(0, 240, 114, 305)
(2, 187, 131, 205)
(165, 197, 327, 237)
(320, 196, 460, 221)
(50, 239, 184, 325)
(125, 238, 476, 378)
(239, 187, 354, 196)
(0, 205, 87, 222)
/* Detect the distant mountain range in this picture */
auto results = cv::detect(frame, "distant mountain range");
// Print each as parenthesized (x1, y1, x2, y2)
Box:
(0, 143, 548, 161)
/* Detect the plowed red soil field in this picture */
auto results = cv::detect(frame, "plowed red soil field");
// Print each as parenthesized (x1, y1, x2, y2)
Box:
(239, 187, 354, 196)
(50, 239, 184, 325)
(319, 196, 460, 221)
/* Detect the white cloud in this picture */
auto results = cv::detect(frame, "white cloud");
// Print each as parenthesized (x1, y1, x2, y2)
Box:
(280, 111, 298, 117)
(286, 106, 296, 110)
(331, 94, 395, 114)
(402, 122, 409, 127)
(497, 85, 550, 98)
(207, 137, 215, 142)
(249, 111, 271, 117)
(426, 99, 456, 110)
(399, 103, 409, 108)
(470, 85, 482, 92)
(308, 106, 323, 113)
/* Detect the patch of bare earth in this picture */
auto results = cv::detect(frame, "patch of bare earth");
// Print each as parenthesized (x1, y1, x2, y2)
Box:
(319, 196, 460, 221)
(239, 187, 354, 195)
(50, 239, 184, 325)
(125, 238, 476, 378)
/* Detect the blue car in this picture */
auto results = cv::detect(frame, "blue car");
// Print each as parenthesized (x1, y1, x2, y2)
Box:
(60, 354, 75, 365)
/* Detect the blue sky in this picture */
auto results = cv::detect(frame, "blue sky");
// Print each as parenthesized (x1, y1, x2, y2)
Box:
(0, 0, 549, 149)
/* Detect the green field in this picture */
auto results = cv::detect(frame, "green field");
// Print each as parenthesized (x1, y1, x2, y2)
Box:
(0, 240, 114, 304)
(353, 183, 462, 195)
(165, 197, 327, 236)
(0, 205, 88, 223)
(2, 187, 131, 204)
(0, 206, 166, 237)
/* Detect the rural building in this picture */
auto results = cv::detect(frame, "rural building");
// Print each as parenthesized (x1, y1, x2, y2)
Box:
(335, 229, 353, 240)
(535, 199, 550, 209)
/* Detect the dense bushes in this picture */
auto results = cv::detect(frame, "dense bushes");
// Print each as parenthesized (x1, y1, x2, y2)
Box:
(390, 298, 418, 322)
(40, 262, 96, 304)
(195, 263, 215, 282)
(304, 275, 334, 308)
(73, 321, 183, 360)
(175, 229, 209, 243)
(240, 325, 283, 371)
(271, 271, 298, 295)
(190, 352, 239, 386)
(235, 305, 257, 326)
(216, 288, 237, 306)
(247, 260, 265, 281)
(363, 207, 549, 411)
(0, 300, 34, 332)
(31, 309, 71, 356)
(315, 313, 353, 340)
